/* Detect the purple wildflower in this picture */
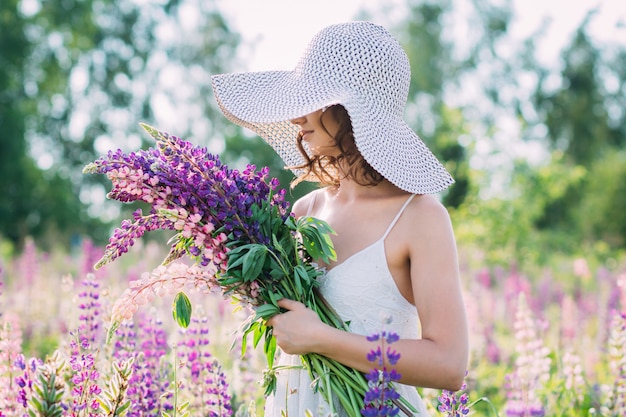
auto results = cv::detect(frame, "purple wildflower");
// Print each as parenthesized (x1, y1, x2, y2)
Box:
(68, 336, 102, 416)
(76, 274, 105, 345)
(362, 330, 402, 417)
(438, 371, 470, 417)
(83, 126, 290, 272)
(13, 354, 40, 411)
(87, 124, 368, 415)
(113, 314, 173, 416)
(85, 125, 293, 327)
(177, 314, 232, 416)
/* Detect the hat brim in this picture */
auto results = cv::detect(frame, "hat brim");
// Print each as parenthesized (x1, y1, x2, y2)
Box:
(211, 71, 454, 194)
(213, 70, 345, 166)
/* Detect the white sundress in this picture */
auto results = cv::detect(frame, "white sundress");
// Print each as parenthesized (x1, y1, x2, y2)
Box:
(264, 194, 431, 417)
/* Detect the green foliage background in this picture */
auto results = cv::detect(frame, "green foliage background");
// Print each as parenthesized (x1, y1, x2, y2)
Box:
(1, 0, 625, 266)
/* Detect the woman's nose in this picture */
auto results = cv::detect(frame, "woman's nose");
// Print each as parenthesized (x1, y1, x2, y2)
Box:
(290, 114, 306, 125)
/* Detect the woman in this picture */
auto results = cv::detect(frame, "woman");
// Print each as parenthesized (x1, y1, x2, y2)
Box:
(212, 21, 468, 416)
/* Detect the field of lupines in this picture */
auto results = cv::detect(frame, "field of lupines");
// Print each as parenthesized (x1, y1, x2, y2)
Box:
(0, 237, 624, 416)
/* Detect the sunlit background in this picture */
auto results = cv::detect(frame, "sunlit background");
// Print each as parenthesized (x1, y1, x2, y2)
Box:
(2, 1, 626, 415)
(1, 0, 625, 255)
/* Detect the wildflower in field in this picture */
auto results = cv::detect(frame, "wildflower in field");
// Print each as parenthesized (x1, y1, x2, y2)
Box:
(113, 315, 173, 416)
(68, 336, 102, 415)
(504, 293, 550, 417)
(438, 372, 470, 417)
(361, 330, 402, 417)
(561, 350, 585, 406)
(0, 313, 24, 414)
(177, 314, 232, 416)
(76, 274, 105, 344)
(560, 295, 579, 342)
(13, 354, 40, 411)
(601, 311, 626, 415)
(573, 258, 591, 279)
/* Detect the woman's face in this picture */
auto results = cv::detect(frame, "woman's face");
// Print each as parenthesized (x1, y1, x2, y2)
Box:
(290, 108, 341, 157)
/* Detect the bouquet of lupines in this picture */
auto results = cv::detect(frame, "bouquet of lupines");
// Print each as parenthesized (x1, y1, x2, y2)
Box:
(83, 124, 373, 416)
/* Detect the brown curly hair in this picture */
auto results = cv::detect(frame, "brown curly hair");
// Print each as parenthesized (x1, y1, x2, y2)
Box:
(289, 105, 384, 189)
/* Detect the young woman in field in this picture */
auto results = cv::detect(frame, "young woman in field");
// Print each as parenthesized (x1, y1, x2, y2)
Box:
(211, 21, 468, 417)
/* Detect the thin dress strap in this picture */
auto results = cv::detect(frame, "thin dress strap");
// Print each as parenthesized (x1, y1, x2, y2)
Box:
(381, 194, 416, 240)
(305, 190, 319, 216)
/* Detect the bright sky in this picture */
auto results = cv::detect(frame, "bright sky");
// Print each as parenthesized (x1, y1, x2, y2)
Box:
(215, 0, 625, 72)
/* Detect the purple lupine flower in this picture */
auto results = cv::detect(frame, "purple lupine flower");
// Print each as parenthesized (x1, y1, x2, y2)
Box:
(113, 314, 173, 416)
(13, 354, 41, 410)
(438, 371, 470, 417)
(68, 336, 102, 416)
(85, 125, 292, 326)
(361, 331, 402, 417)
(76, 274, 105, 345)
(203, 359, 232, 417)
(177, 314, 232, 416)
(84, 128, 290, 272)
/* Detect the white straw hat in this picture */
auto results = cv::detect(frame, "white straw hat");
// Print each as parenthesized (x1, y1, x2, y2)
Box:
(211, 21, 454, 194)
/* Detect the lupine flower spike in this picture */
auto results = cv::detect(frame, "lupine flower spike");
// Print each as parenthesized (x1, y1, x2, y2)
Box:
(504, 293, 550, 417)
(438, 371, 470, 417)
(362, 329, 403, 417)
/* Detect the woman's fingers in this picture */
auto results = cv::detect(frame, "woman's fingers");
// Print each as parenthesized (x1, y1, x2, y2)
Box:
(276, 298, 303, 311)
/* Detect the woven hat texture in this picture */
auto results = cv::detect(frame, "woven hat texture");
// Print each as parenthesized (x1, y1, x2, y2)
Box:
(211, 21, 454, 194)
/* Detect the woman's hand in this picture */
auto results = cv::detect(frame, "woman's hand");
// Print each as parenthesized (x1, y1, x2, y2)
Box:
(266, 298, 329, 355)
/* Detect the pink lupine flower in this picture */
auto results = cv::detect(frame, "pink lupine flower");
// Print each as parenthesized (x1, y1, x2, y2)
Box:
(0, 313, 23, 413)
(504, 293, 551, 416)
(111, 262, 221, 324)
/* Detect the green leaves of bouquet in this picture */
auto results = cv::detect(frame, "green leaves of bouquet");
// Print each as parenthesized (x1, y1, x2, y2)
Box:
(226, 212, 337, 394)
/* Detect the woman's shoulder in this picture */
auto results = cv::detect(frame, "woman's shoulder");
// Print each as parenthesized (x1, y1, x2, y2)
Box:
(291, 188, 327, 218)
(404, 194, 452, 228)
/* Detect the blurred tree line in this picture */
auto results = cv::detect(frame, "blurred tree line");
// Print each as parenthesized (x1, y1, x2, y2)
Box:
(1, 0, 625, 263)
(0, 0, 239, 249)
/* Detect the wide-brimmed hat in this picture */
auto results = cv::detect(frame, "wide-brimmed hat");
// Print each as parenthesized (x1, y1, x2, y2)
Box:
(211, 21, 454, 194)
